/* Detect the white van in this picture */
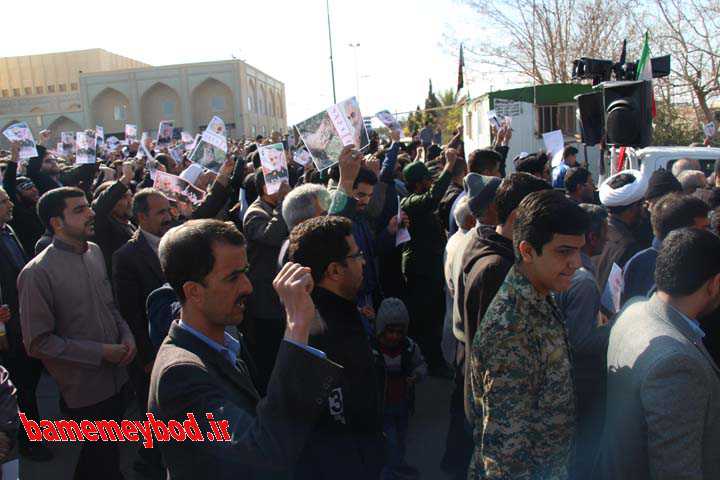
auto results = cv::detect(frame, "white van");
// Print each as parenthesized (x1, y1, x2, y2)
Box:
(624, 147, 720, 176)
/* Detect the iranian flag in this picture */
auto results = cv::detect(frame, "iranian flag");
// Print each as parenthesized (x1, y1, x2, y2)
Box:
(636, 32, 656, 117)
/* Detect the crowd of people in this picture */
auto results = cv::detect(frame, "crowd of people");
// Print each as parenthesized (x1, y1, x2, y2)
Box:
(0, 120, 718, 480)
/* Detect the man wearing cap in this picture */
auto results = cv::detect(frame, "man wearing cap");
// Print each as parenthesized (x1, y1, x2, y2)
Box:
(551, 146, 579, 189)
(2, 141, 44, 256)
(400, 149, 457, 375)
(595, 170, 649, 304)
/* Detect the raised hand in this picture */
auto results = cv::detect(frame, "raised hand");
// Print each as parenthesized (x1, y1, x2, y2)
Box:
(273, 262, 316, 345)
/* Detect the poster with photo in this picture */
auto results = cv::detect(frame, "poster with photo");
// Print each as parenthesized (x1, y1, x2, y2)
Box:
(125, 124, 138, 142)
(189, 138, 225, 172)
(95, 126, 104, 146)
(75, 131, 97, 164)
(157, 121, 174, 147)
(201, 116, 228, 153)
(292, 148, 312, 167)
(2, 122, 38, 159)
(258, 143, 290, 195)
(169, 145, 184, 165)
(153, 170, 206, 206)
(60, 132, 75, 156)
(295, 96, 369, 171)
(375, 110, 402, 135)
(181, 131, 194, 144)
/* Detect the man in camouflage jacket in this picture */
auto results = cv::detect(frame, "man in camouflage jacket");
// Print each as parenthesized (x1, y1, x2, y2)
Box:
(468, 190, 590, 479)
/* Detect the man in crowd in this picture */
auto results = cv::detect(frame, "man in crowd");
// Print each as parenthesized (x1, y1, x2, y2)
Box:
(596, 227, 720, 479)
(554, 203, 610, 479)
(552, 145, 579, 189)
(401, 148, 458, 374)
(2, 141, 44, 255)
(565, 167, 596, 204)
(279, 183, 330, 265)
(149, 219, 340, 478)
(438, 155, 467, 234)
(0, 187, 51, 461)
(678, 169, 706, 194)
(469, 189, 589, 479)
(514, 153, 550, 182)
(595, 170, 649, 304)
(671, 157, 701, 177)
(27, 146, 62, 195)
(18, 187, 136, 479)
(289, 214, 384, 479)
(621, 193, 709, 306)
(644, 168, 682, 211)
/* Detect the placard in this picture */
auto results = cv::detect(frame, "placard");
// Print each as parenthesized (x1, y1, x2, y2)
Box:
(2, 122, 38, 159)
(258, 143, 290, 195)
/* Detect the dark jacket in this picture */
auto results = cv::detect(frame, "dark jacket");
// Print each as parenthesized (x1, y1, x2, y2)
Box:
(295, 287, 384, 480)
(620, 237, 662, 307)
(146, 283, 181, 351)
(243, 197, 288, 320)
(457, 225, 514, 419)
(0, 366, 18, 451)
(400, 169, 452, 281)
(2, 161, 44, 256)
(594, 216, 644, 296)
(0, 225, 28, 355)
(437, 181, 463, 234)
(92, 180, 136, 275)
(148, 321, 341, 480)
(26, 146, 61, 195)
(112, 230, 165, 368)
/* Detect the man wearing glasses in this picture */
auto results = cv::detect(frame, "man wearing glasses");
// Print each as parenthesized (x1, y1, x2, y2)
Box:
(288, 214, 384, 480)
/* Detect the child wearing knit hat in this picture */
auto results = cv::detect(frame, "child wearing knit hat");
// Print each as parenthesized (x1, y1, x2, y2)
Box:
(373, 298, 427, 480)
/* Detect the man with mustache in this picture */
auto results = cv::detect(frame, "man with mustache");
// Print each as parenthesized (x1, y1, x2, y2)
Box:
(18, 187, 137, 479)
(112, 188, 175, 477)
(149, 219, 341, 479)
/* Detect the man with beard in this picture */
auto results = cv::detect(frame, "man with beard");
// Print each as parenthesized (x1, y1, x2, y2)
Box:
(2, 141, 44, 255)
(112, 188, 174, 476)
(92, 162, 137, 274)
(18, 187, 136, 479)
(565, 167, 596, 204)
(26, 145, 62, 195)
(149, 219, 340, 479)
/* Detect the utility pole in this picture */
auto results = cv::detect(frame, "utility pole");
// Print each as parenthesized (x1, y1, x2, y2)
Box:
(326, 0, 337, 104)
(349, 43, 361, 104)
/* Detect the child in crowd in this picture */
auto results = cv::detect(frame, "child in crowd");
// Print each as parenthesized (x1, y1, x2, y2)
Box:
(373, 298, 428, 480)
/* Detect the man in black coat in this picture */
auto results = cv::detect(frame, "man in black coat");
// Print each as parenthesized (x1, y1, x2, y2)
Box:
(288, 214, 384, 480)
(148, 219, 340, 479)
(2, 142, 44, 256)
(0, 188, 50, 461)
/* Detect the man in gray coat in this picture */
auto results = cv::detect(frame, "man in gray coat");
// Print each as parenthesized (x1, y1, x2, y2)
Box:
(595, 227, 720, 480)
(149, 219, 341, 479)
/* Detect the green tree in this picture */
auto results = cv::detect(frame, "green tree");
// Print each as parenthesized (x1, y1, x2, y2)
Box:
(652, 97, 703, 146)
(424, 80, 441, 122)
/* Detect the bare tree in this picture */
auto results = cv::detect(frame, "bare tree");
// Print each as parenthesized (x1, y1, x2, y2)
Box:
(651, 0, 720, 123)
(449, 0, 642, 84)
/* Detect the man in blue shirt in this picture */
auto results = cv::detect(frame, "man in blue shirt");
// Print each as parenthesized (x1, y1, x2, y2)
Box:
(551, 146, 579, 189)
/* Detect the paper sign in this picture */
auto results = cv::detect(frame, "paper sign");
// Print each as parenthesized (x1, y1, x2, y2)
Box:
(376, 110, 402, 135)
(106, 136, 119, 146)
(292, 148, 312, 166)
(125, 124, 138, 142)
(607, 262, 624, 313)
(157, 121, 174, 147)
(704, 122, 716, 139)
(60, 132, 75, 156)
(189, 139, 225, 172)
(543, 130, 565, 167)
(396, 196, 411, 246)
(75, 132, 97, 164)
(2, 122, 38, 159)
(153, 170, 206, 206)
(258, 143, 290, 195)
(295, 96, 369, 172)
(95, 126, 104, 146)
(487, 110, 502, 130)
(202, 116, 228, 153)
(169, 145, 184, 165)
(181, 131, 194, 144)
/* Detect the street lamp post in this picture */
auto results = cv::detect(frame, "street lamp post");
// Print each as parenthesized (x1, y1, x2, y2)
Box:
(348, 43, 361, 104)
(326, 0, 337, 104)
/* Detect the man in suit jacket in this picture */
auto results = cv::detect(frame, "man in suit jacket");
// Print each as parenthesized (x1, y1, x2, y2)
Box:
(596, 227, 720, 480)
(0, 188, 51, 461)
(149, 219, 341, 479)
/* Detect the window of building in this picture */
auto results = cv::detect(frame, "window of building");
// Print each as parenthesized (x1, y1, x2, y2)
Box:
(211, 96, 225, 112)
(70, 83, 78, 91)
(247, 96, 252, 112)
(36, 86, 43, 95)
(47, 85, 55, 93)
(1, 90, 8, 98)
(24, 87, 32, 96)
(536, 104, 577, 136)
(12, 89, 19, 97)
(58, 84, 66, 92)
(113, 105, 126, 121)
(162, 101, 175, 116)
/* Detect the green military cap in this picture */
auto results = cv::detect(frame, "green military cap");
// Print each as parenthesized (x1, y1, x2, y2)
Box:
(403, 161, 432, 184)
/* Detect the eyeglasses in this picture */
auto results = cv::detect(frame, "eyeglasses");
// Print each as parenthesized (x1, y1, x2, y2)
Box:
(346, 251, 365, 261)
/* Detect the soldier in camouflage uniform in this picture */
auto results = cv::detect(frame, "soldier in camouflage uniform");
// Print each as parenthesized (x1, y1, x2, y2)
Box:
(468, 190, 590, 479)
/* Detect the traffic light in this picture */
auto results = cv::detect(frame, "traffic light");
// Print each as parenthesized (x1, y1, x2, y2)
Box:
(603, 80, 653, 148)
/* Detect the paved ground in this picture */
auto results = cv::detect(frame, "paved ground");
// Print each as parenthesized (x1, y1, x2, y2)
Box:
(20, 372, 455, 479)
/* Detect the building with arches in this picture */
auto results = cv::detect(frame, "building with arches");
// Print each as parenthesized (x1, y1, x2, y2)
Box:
(0, 49, 287, 147)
